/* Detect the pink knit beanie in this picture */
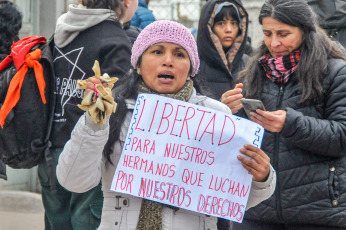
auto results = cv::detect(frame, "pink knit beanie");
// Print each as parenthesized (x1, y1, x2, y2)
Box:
(131, 20, 200, 77)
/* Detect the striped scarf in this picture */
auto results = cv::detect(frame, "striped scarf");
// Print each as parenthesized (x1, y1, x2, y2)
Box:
(258, 49, 300, 86)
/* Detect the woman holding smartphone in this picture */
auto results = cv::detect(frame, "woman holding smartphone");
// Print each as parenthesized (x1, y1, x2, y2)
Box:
(228, 0, 346, 229)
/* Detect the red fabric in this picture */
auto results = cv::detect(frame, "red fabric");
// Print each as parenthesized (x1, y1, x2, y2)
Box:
(0, 49, 46, 128)
(0, 56, 13, 72)
(0, 36, 46, 71)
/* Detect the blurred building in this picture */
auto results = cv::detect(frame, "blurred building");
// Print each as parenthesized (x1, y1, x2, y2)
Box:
(12, 0, 75, 39)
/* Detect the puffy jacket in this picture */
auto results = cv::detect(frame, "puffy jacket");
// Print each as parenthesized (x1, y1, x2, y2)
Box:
(242, 58, 346, 227)
(57, 89, 276, 230)
(130, 0, 156, 29)
(306, 0, 346, 47)
(196, 0, 250, 100)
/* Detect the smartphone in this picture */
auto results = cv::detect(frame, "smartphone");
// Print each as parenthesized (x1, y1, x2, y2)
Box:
(240, 98, 266, 118)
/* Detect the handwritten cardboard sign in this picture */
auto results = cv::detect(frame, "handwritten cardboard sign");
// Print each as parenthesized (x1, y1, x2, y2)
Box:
(111, 94, 264, 222)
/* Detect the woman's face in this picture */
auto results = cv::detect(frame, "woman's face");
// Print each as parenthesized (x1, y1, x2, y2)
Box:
(262, 17, 304, 58)
(213, 17, 239, 49)
(137, 42, 191, 94)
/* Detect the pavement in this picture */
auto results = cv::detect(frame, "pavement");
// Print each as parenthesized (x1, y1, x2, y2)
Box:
(0, 190, 45, 230)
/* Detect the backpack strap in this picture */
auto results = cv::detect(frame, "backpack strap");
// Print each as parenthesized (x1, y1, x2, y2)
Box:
(31, 35, 57, 193)
(46, 34, 57, 193)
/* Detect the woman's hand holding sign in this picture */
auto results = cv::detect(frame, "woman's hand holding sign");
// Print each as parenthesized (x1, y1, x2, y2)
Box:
(237, 144, 270, 182)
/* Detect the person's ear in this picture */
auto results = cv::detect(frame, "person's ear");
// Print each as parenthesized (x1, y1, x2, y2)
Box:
(123, 0, 130, 8)
(136, 67, 141, 75)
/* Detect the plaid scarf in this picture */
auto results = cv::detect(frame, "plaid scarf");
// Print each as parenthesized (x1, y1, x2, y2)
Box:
(258, 49, 300, 86)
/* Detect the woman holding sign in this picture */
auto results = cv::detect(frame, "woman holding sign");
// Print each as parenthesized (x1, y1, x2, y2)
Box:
(226, 0, 346, 229)
(57, 20, 276, 230)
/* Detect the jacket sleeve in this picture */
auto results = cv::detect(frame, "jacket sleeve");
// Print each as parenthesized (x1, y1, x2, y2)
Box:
(56, 113, 109, 193)
(281, 59, 346, 157)
(246, 165, 276, 210)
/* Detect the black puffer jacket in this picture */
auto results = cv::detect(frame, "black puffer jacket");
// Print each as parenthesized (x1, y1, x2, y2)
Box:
(196, 0, 249, 100)
(243, 58, 346, 227)
(306, 0, 346, 47)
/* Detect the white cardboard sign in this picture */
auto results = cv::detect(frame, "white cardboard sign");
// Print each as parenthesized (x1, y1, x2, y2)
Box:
(111, 94, 264, 222)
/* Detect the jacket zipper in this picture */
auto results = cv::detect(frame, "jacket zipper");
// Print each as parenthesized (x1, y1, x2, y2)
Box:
(275, 85, 284, 221)
(276, 86, 284, 107)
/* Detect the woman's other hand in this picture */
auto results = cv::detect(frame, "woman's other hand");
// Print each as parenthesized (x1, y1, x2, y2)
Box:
(250, 109, 286, 132)
(237, 144, 270, 182)
(221, 83, 243, 113)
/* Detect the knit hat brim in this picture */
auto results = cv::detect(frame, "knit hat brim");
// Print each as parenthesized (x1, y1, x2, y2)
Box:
(131, 20, 200, 77)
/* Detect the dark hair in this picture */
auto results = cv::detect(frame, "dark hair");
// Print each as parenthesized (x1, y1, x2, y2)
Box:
(81, 0, 125, 19)
(0, 1, 22, 55)
(239, 0, 346, 104)
(103, 68, 140, 164)
(213, 5, 240, 25)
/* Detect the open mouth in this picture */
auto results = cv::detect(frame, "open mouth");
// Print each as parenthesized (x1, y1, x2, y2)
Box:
(158, 74, 174, 79)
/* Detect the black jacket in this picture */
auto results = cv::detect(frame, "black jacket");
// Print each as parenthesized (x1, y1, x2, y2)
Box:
(196, 0, 249, 100)
(306, 0, 346, 47)
(242, 58, 346, 227)
(51, 20, 132, 148)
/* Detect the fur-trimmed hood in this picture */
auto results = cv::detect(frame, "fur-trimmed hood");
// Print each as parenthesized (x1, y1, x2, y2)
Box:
(197, 0, 248, 73)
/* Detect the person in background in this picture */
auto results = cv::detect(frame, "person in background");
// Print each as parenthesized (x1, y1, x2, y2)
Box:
(196, 0, 250, 115)
(123, 20, 142, 44)
(196, 3, 253, 227)
(131, 0, 155, 29)
(306, 0, 346, 47)
(56, 20, 276, 230)
(0, 0, 22, 181)
(224, 0, 346, 229)
(38, 0, 138, 229)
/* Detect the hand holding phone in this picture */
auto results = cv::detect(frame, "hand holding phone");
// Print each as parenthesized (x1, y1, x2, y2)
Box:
(240, 98, 266, 118)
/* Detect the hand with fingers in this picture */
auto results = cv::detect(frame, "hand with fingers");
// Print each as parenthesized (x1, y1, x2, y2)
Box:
(250, 109, 286, 133)
(77, 60, 118, 125)
(84, 76, 102, 97)
(237, 144, 271, 182)
(221, 83, 244, 114)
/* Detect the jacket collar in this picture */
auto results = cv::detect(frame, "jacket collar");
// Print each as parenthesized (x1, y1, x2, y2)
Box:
(197, 0, 248, 74)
